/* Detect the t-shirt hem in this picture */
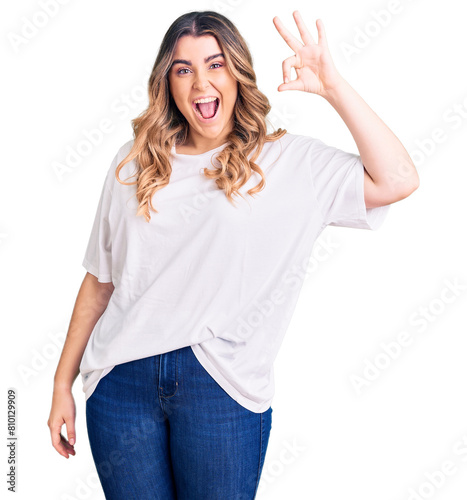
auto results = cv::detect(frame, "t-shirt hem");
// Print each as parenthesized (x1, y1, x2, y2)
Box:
(82, 258, 112, 283)
(82, 365, 116, 401)
(354, 159, 391, 230)
(328, 157, 391, 230)
(190, 344, 273, 414)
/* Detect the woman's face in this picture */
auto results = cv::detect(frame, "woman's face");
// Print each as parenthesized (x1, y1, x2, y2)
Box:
(168, 35, 238, 148)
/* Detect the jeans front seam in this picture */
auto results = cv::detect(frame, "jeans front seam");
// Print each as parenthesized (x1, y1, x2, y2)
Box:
(159, 349, 180, 400)
(156, 353, 165, 412)
(254, 412, 264, 497)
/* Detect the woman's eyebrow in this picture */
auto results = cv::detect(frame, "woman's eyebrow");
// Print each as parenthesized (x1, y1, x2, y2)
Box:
(171, 53, 224, 68)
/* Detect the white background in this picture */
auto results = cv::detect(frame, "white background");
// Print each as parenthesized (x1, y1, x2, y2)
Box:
(2, 0, 467, 498)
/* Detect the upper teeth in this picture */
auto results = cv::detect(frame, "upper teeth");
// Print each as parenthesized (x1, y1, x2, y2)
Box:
(194, 97, 217, 104)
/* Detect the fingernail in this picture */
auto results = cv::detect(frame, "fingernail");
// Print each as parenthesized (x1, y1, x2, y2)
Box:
(70, 438, 75, 445)
(284, 76, 289, 83)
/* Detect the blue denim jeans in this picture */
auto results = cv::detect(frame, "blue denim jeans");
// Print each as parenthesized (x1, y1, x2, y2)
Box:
(85, 345, 273, 499)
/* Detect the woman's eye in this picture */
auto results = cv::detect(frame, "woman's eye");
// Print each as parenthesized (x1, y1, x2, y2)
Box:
(176, 63, 222, 75)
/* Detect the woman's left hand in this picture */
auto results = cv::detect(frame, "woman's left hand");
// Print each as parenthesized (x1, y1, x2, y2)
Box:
(273, 11, 344, 97)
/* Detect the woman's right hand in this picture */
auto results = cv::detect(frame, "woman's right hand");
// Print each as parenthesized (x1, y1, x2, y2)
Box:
(47, 272, 114, 459)
(47, 387, 77, 459)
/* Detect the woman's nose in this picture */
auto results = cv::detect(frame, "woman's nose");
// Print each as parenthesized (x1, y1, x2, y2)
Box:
(193, 72, 210, 90)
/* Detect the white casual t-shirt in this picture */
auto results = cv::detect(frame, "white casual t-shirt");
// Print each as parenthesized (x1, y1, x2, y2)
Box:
(79, 132, 391, 412)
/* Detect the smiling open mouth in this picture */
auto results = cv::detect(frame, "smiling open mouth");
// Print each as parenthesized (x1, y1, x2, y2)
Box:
(194, 98, 219, 119)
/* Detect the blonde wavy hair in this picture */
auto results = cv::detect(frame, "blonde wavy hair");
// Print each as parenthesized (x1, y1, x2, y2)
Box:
(115, 10, 287, 222)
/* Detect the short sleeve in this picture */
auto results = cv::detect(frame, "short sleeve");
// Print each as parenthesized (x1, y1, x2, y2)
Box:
(82, 163, 115, 283)
(308, 138, 391, 230)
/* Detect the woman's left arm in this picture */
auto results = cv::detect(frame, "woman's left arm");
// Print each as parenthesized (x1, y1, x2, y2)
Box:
(273, 11, 420, 209)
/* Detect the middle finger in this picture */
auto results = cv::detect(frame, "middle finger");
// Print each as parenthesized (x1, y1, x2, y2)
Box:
(292, 11, 316, 45)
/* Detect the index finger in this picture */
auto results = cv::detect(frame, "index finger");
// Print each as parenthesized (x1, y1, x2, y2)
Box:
(273, 15, 304, 53)
(292, 10, 316, 46)
(51, 426, 75, 458)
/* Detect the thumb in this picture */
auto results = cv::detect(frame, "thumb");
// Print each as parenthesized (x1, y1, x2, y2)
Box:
(278, 79, 303, 92)
(64, 416, 76, 445)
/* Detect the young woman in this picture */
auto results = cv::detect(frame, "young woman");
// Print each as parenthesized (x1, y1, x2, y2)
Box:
(47, 10, 419, 499)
